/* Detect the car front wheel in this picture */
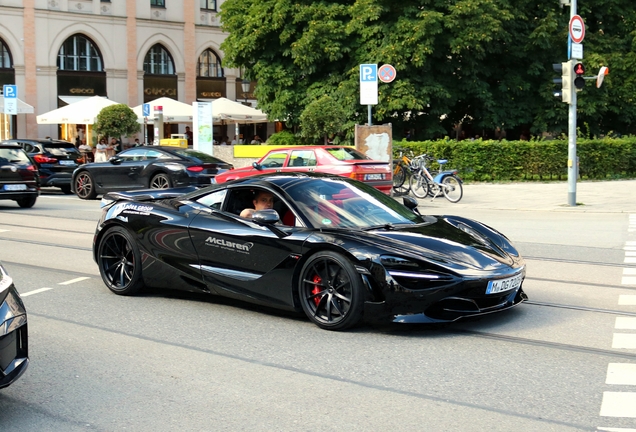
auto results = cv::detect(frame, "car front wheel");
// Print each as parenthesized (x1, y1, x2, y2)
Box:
(298, 251, 364, 331)
(75, 171, 97, 200)
(97, 226, 145, 296)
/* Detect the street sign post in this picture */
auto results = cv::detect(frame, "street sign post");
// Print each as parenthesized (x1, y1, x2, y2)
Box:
(360, 64, 378, 126)
(3, 84, 17, 115)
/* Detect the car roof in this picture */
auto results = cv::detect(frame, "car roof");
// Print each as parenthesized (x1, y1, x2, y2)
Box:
(2, 138, 74, 145)
(0, 143, 24, 149)
(263, 145, 350, 152)
(222, 171, 350, 189)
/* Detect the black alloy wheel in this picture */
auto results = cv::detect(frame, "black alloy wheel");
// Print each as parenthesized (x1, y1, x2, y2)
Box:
(75, 171, 97, 200)
(15, 196, 37, 208)
(150, 173, 172, 189)
(97, 226, 144, 296)
(298, 251, 364, 330)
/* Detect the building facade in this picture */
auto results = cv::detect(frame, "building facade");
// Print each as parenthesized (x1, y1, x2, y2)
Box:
(0, 0, 269, 143)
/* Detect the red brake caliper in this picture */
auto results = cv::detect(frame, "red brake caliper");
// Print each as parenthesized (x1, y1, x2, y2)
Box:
(311, 274, 322, 306)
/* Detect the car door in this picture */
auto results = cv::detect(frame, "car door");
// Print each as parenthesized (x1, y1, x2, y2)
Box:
(187, 186, 310, 308)
(99, 148, 151, 190)
(284, 149, 317, 174)
(257, 150, 289, 174)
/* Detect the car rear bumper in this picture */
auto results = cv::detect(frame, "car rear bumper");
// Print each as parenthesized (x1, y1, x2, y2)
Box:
(40, 172, 72, 187)
(366, 180, 393, 195)
(0, 185, 39, 201)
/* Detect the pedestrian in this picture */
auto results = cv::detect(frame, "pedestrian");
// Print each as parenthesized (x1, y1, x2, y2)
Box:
(185, 126, 193, 148)
(95, 138, 109, 162)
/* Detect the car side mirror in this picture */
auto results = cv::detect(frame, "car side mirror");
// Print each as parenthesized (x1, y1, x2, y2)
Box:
(252, 209, 279, 224)
(252, 161, 262, 171)
(109, 156, 122, 165)
(402, 196, 420, 211)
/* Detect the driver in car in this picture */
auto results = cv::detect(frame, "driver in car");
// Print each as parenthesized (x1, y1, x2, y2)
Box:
(240, 190, 275, 218)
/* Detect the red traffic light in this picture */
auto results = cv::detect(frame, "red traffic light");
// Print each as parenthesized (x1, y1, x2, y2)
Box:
(574, 63, 585, 75)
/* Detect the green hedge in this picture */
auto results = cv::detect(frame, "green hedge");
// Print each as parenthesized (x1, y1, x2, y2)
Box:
(394, 137, 636, 182)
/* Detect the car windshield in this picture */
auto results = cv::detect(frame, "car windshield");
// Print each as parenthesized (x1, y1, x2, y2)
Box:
(0, 147, 30, 163)
(172, 149, 226, 164)
(285, 178, 422, 228)
(325, 147, 370, 161)
(43, 143, 80, 155)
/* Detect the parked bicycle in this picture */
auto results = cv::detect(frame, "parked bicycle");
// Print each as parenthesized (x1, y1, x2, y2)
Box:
(392, 150, 413, 191)
(409, 155, 463, 203)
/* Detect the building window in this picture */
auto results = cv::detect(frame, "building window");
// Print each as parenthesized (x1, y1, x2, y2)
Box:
(0, 39, 11, 69)
(57, 35, 103, 72)
(197, 49, 223, 78)
(144, 44, 175, 75)
(200, 0, 216, 11)
(151, 0, 165, 6)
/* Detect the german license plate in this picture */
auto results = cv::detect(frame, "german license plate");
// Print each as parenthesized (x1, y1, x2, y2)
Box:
(4, 184, 27, 191)
(59, 160, 76, 165)
(486, 273, 523, 294)
(365, 174, 384, 180)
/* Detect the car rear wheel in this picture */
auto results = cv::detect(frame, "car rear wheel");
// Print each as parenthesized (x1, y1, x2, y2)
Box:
(15, 196, 37, 208)
(75, 171, 97, 200)
(150, 173, 172, 189)
(97, 226, 144, 296)
(298, 251, 364, 331)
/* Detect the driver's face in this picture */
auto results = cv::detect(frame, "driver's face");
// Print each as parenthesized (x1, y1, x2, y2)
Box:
(253, 192, 274, 210)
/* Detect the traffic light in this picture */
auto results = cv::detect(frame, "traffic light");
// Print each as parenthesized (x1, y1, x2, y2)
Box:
(552, 60, 572, 104)
(573, 62, 585, 90)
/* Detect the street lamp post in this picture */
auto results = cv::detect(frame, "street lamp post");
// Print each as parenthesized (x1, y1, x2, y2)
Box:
(241, 78, 250, 105)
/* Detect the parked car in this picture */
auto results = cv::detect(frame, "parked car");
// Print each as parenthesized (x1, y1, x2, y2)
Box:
(72, 146, 234, 200)
(214, 146, 393, 194)
(93, 172, 527, 331)
(2, 138, 83, 194)
(0, 261, 29, 389)
(0, 143, 39, 208)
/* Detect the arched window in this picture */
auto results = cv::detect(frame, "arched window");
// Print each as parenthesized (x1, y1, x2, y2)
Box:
(144, 44, 175, 75)
(57, 34, 103, 71)
(197, 49, 223, 78)
(0, 39, 11, 69)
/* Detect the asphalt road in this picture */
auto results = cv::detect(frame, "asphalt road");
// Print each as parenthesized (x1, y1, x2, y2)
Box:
(0, 183, 635, 431)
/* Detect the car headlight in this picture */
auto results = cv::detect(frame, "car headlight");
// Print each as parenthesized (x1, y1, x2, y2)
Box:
(0, 263, 13, 294)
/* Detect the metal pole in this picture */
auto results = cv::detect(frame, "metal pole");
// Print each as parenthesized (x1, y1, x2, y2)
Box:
(567, 0, 578, 206)
(368, 105, 372, 126)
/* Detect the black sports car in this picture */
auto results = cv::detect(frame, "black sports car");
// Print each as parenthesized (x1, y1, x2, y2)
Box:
(93, 173, 527, 330)
(72, 146, 233, 200)
(0, 261, 29, 388)
(0, 143, 39, 208)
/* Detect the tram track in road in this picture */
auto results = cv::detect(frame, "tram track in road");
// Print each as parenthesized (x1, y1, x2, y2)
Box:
(0, 221, 93, 235)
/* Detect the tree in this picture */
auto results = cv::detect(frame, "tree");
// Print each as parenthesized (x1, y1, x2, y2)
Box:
(93, 104, 140, 142)
(300, 95, 347, 144)
(219, 0, 636, 140)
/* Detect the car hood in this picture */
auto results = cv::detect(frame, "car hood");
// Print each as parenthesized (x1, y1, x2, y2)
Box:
(339, 216, 522, 272)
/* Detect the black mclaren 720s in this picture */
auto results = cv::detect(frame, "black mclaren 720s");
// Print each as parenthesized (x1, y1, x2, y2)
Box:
(93, 173, 527, 330)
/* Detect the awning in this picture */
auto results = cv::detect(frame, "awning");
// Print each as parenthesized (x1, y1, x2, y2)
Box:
(0, 96, 35, 114)
(58, 95, 92, 106)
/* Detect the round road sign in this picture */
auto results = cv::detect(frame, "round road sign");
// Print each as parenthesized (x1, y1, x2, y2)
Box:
(569, 15, 585, 44)
(378, 64, 396, 83)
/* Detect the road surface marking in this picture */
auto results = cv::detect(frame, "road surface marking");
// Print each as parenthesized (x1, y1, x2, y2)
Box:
(625, 258, 636, 264)
(600, 392, 636, 417)
(618, 295, 636, 305)
(58, 277, 90, 285)
(615, 317, 636, 330)
(606, 363, 636, 385)
(612, 334, 636, 349)
(598, 428, 636, 431)
(20, 287, 53, 297)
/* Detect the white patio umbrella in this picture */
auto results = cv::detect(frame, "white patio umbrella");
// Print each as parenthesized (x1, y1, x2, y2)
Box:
(211, 97, 267, 123)
(36, 95, 119, 124)
(0, 96, 34, 114)
(132, 97, 194, 123)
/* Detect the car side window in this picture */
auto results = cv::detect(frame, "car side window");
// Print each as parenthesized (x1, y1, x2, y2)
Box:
(290, 150, 316, 167)
(196, 189, 227, 210)
(260, 152, 287, 168)
(145, 150, 163, 160)
(119, 149, 146, 162)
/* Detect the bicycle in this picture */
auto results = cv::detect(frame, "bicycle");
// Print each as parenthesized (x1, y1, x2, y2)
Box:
(409, 155, 463, 203)
(392, 150, 413, 192)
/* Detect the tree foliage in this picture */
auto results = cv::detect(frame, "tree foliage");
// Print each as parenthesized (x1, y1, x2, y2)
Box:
(219, 0, 636, 141)
(94, 104, 140, 140)
(300, 95, 348, 144)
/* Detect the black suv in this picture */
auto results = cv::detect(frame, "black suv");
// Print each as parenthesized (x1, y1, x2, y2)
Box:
(2, 139, 83, 194)
(0, 143, 39, 208)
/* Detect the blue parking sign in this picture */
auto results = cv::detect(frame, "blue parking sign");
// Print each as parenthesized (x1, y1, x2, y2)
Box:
(142, 103, 150, 117)
(3, 85, 17, 99)
(360, 64, 377, 82)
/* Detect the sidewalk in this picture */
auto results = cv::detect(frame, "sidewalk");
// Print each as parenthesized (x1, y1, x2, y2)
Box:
(407, 179, 636, 213)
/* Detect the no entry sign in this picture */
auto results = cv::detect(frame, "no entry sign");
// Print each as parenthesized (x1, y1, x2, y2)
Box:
(569, 15, 585, 44)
